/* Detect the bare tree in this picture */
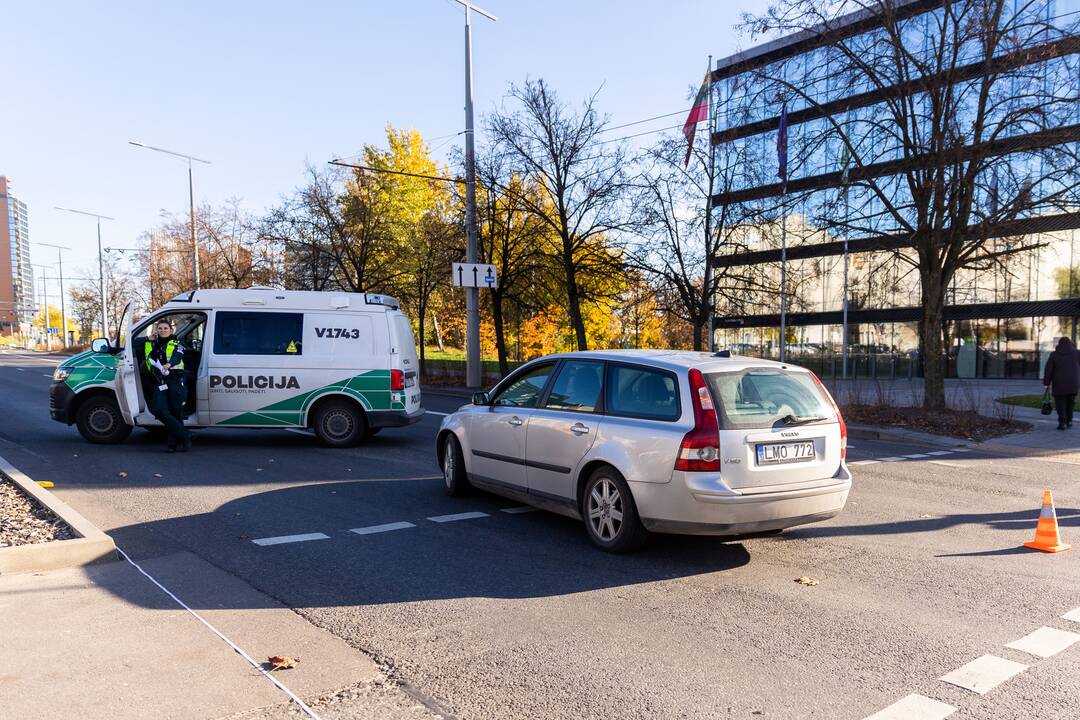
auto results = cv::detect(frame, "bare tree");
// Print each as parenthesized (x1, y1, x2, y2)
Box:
(488, 79, 630, 350)
(740, 0, 1080, 409)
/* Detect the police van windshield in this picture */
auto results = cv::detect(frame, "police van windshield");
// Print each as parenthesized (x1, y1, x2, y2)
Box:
(705, 369, 834, 430)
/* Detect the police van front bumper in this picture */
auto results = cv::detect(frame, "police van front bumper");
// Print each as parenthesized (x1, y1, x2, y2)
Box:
(49, 381, 76, 424)
(368, 407, 425, 429)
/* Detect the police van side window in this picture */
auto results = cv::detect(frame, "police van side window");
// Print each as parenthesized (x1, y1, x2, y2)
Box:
(214, 312, 304, 355)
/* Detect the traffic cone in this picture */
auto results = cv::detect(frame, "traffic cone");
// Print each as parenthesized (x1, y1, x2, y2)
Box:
(1023, 490, 1071, 553)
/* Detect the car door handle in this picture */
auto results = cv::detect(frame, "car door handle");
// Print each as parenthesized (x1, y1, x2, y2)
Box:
(508, 416, 523, 426)
(570, 422, 590, 434)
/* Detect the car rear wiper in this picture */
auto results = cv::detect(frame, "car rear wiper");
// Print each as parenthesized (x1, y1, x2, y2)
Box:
(780, 414, 829, 425)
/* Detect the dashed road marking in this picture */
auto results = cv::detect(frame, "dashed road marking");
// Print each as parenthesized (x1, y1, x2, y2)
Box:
(880, 456, 906, 462)
(849, 459, 880, 466)
(863, 693, 956, 720)
(1005, 626, 1080, 658)
(929, 460, 966, 468)
(904, 453, 931, 459)
(950, 448, 971, 453)
(426, 410, 449, 416)
(939, 654, 1027, 695)
(500, 506, 537, 514)
(427, 511, 490, 523)
(15, 368, 24, 372)
(42, 374, 53, 378)
(1063, 607, 1080, 624)
(251, 532, 331, 546)
(349, 521, 416, 535)
(926, 451, 952, 456)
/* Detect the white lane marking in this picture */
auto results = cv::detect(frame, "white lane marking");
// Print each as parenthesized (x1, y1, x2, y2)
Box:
(500, 506, 538, 514)
(929, 460, 967, 469)
(926, 451, 952, 456)
(285, 428, 315, 436)
(251, 532, 330, 546)
(904, 453, 931, 459)
(42, 373, 53, 378)
(863, 693, 956, 720)
(15, 368, 24, 372)
(950, 448, 972, 453)
(1005, 626, 1080, 658)
(427, 511, 489, 523)
(939, 654, 1027, 695)
(880, 456, 906, 462)
(849, 460, 880, 466)
(426, 410, 449, 416)
(1063, 607, 1080, 624)
(349, 521, 415, 535)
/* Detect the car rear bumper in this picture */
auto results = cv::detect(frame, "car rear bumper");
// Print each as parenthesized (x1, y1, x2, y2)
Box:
(368, 406, 425, 429)
(634, 464, 852, 536)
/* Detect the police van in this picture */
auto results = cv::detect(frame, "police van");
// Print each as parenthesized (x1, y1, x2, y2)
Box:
(49, 288, 424, 446)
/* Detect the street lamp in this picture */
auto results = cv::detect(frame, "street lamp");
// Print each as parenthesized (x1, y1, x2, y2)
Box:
(34, 242, 71, 348)
(55, 206, 114, 339)
(451, 0, 496, 389)
(128, 141, 211, 290)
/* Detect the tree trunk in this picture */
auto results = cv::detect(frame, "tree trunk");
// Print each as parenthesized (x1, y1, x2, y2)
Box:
(691, 312, 704, 352)
(432, 314, 445, 351)
(417, 300, 427, 383)
(920, 273, 948, 411)
(561, 235, 588, 351)
(492, 293, 509, 378)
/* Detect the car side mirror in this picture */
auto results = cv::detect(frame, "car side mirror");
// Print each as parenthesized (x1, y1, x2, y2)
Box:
(472, 391, 490, 406)
(91, 338, 110, 353)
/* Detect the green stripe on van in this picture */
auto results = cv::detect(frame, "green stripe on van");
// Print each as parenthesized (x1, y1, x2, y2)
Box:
(217, 370, 403, 426)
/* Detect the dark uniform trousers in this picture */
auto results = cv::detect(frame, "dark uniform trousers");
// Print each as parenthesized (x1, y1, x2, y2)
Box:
(150, 375, 191, 447)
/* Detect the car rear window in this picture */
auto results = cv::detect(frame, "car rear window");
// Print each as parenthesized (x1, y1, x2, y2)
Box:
(704, 369, 834, 430)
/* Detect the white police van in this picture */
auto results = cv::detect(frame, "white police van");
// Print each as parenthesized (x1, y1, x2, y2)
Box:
(49, 288, 424, 446)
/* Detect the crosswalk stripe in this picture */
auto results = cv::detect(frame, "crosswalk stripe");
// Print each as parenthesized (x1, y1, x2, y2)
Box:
(904, 453, 931, 459)
(1005, 626, 1080, 658)
(849, 460, 879, 466)
(926, 451, 952, 456)
(939, 654, 1027, 695)
(1063, 607, 1080, 624)
(427, 511, 489, 523)
(880, 456, 905, 462)
(349, 521, 416, 535)
(251, 532, 330, 546)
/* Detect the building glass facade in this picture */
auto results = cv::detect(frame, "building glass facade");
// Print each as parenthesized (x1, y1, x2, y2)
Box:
(0, 176, 34, 331)
(709, 0, 1080, 379)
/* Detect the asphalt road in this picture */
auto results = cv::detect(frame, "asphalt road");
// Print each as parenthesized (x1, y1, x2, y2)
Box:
(1, 349, 1078, 719)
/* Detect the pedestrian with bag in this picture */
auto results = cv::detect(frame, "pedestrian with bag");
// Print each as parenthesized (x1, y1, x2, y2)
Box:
(145, 319, 193, 452)
(1042, 336, 1080, 430)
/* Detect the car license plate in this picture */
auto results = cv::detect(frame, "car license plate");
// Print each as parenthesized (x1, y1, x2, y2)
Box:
(756, 440, 815, 465)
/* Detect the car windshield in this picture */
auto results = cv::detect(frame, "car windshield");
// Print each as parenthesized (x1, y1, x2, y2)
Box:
(704, 368, 834, 430)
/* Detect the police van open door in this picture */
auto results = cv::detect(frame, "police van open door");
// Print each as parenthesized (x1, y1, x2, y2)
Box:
(112, 303, 142, 426)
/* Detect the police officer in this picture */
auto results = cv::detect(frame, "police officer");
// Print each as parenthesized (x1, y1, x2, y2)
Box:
(146, 319, 192, 452)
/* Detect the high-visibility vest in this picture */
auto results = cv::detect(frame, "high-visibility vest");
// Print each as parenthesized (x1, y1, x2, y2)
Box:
(145, 339, 184, 373)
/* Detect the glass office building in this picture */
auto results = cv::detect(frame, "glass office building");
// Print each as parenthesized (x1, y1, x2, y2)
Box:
(709, 0, 1080, 379)
(0, 176, 34, 332)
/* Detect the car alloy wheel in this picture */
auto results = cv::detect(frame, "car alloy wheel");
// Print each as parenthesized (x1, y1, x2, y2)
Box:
(588, 477, 624, 542)
(444, 437, 456, 490)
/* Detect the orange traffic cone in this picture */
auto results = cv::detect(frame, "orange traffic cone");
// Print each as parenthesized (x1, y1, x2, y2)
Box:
(1023, 490, 1070, 553)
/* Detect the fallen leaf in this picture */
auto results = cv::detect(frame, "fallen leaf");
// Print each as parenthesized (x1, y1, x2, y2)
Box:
(920, 513, 932, 519)
(117, 471, 128, 478)
(239, 534, 249, 540)
(795, 576, 819, 587)
(268, 655, 299, 671)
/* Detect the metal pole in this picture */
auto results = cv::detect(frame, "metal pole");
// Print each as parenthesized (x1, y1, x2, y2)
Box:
(98, 218, 108, 339)
(40, 272, 49, 350)
(704, 55, 716, 353)
(57, 249, 67, 347)
(463, 5, 480, 389)
(780, 202, 787, 363)
(842, 212, 849, 379)
(189, 161, 200, 289)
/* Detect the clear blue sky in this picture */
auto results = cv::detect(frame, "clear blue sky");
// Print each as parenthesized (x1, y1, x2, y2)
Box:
(3, 0, 756, 295)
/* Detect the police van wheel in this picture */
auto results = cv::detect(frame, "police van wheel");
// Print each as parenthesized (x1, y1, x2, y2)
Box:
(76, 396, 133, 444)
(313, 400, 366, 447)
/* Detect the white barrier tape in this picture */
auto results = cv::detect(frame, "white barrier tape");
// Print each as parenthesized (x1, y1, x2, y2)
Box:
(115, 546, 323, 720)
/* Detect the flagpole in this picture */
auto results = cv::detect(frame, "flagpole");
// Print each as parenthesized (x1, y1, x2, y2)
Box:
(778, 100, 788, 364)
(704, 55, 716, 353)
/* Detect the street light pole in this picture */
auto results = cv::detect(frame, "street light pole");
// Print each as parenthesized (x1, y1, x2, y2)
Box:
(55, 206, 114, 339)
(453, 0, 496, 390)
(35, 243, 72, 348)
(129, 141, 210, 290)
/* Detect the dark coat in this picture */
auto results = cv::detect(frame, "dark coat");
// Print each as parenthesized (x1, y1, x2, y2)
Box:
(1044, 340, 1080, 396)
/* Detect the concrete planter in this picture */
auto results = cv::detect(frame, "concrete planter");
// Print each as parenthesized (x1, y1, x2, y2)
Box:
(0, 455, 116, 575)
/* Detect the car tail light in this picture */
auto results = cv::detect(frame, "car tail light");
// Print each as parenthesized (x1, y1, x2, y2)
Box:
(675, 368, 721, 472)
(391, 369, 405, 391)
(810, 371, 846, 459)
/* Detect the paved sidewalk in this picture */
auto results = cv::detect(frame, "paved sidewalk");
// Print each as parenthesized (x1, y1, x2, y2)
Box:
(0, 551, 438, 720)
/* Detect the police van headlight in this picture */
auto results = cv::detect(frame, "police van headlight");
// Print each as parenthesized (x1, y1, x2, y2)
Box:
(53, 367, 72, 382)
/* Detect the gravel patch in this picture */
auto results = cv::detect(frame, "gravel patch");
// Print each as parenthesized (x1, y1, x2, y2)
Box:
(0, 476, 75, 547)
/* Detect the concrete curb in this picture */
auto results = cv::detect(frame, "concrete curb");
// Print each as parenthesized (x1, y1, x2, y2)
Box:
(846, 424, 976, 449)
(0, 454, 116, 575)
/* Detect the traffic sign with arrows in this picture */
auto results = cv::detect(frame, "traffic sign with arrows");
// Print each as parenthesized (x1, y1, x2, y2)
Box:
(452, 262, 498, 289)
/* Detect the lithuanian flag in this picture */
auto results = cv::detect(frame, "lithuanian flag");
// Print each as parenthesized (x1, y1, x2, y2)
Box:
(682, 73, 710, 167)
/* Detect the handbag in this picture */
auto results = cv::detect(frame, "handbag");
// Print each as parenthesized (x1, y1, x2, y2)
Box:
(1041, 388, 1053, 416)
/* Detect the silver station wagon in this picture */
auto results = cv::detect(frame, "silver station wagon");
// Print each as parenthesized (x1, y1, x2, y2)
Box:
(436, 350, 851, 552)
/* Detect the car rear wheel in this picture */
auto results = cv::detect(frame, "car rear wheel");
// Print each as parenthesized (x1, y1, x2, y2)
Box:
(583, 467, 647, 553)
(75, 395, 133, 444)
(442, 434, 470, 496)
(313, 399, 366, 447)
